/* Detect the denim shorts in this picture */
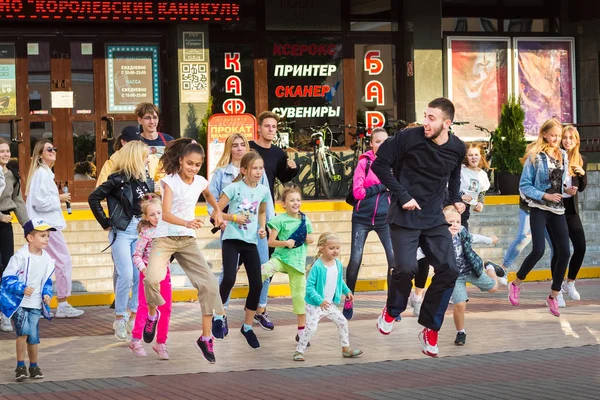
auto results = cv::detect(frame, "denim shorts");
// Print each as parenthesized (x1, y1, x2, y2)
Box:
(451, 273, 496, 304)
(12, 307, 42, 344)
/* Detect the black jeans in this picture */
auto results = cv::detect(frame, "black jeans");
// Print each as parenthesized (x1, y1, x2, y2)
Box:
(550, 200, 586, 281)
(220, 239, 263, 312)
(0, 215, 15, 275)
(414, 257, 430, 289)
(517, 208, 570, 292)
(387, 224, 458, 331)
(345, 221, 395, 293)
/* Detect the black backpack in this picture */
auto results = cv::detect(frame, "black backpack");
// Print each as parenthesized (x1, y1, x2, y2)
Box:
(345, 158, 371, 206)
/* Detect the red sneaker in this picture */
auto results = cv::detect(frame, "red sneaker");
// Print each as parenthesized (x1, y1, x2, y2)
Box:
(419, 327, 439, 357)
(376, 307, 395, 335)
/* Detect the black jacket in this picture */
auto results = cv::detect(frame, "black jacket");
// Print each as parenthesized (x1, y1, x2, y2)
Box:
(88, 172, 154, 231)
(567, 155, 588, 215)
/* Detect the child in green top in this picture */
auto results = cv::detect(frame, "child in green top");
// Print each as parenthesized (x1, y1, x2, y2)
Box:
(262, 185, 313, 343)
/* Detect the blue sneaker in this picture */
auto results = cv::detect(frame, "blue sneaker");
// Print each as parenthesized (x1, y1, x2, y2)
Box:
(253, 312, 274, 331)
(240, 327, 260, 349)
(212, 317, 225, 340)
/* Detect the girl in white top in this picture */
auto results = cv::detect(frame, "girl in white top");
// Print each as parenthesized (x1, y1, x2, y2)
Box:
(24, 140, 83, 318)
(142, 138, 225, 364)
(459, 143, 490, 230)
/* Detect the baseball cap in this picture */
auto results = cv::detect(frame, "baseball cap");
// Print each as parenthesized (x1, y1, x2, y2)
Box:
(23, 219, 57, 237)
(119, 126, 142, 142)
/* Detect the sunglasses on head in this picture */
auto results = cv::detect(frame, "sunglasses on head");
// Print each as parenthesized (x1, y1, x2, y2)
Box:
(45, 147, 58, 153)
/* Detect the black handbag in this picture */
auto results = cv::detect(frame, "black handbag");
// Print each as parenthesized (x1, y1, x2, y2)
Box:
(345, 158, 371, 206)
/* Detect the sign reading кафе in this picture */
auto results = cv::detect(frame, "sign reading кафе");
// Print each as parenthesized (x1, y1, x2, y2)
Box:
(0, 0, 240, 22)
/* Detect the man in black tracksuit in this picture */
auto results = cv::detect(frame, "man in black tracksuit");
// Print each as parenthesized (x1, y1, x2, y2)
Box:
(371, 98, 466, 357)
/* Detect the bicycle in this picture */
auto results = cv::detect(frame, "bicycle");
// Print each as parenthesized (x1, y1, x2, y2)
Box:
(309, 123, 347, 199)
(344, 122, 370, 170)
(274, 119, 295, 150)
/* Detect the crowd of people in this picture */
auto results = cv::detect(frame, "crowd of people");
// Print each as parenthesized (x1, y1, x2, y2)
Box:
(0, 99, 589, 382)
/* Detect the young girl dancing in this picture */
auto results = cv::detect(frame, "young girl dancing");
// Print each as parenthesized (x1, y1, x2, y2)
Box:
(142, 138, 225, 364)
(261, 184, 313, 344)
(459, 143, 490, 230)
(509, 118, 573, 317)
(556, 125, 587, 304)
(130, 193, 172, 359)
(215, 151, 270, 350)
(295, 232, 362, 361)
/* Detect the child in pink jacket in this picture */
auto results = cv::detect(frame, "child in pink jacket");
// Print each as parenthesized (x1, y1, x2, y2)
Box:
(129, 193, 172, 360)
(344, 128, 394, 319)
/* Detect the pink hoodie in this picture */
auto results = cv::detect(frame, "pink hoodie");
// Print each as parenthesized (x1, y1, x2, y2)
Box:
(353, 150, 382, 200)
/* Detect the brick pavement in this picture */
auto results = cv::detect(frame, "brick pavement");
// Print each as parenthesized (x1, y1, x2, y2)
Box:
(0, 280, 599, 399)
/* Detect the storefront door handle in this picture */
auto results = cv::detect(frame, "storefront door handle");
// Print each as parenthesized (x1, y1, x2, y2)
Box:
(101, 116, 115, 142)
(9, 118, 23, 144)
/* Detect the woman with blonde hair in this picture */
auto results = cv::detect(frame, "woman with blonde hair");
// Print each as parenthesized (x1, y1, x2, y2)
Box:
(554, 125, 588, 303)
(25, 139, 84, 318)
(207, 133, 275, 331)
(88, 140, 154, 340)
(508, 118, 574, 317)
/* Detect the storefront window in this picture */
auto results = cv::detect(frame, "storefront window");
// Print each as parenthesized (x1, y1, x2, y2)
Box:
(504, 19, 549, 32)
(442, 18, 498, 32)
(265, 0, 342, 31)
(267, 37, 345, 148)
(354, 44, 396, 132)
(209, 43, 255, 115)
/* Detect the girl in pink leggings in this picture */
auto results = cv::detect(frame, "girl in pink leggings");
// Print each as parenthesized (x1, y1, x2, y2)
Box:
(129, 193, 173, 359)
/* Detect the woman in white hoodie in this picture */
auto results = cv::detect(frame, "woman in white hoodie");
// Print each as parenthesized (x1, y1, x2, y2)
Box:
(25, 139, 84, 318)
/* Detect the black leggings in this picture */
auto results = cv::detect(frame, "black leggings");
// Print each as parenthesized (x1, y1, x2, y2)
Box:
(516, 208, 570, 292)
(550, 200, 586, 281)
(0, 216, 15, 275)
(220, 239, 263, 312)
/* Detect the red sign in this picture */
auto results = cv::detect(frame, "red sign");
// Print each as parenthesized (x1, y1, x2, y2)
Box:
(0, 0, 240, 22)
(206, 113, 256, 179)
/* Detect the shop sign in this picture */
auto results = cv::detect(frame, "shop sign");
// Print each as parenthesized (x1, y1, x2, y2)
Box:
(0, 43, 16, 116)
(106, 45, 159, 113)
(265, 0, 341, 31)
(0, 0, 240, 23)
(206, 113, 256, 179)
(270, 41, 342, 119)
(363, 50, 385, 130)
(222, 52, 246, 114)
(183, 32, 205, 62)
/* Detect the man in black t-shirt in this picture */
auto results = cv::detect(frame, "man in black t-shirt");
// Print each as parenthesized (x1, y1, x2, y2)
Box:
(371, 98, 466, 358)
(135, 102, 174, 158)
(250, 111, 299, 200)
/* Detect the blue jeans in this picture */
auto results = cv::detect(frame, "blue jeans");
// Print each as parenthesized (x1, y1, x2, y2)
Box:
(503, 208, 554, 270)
(110, 217, 140, 317)
(219, 235, 271, 309)
(345, 222, 395, 293)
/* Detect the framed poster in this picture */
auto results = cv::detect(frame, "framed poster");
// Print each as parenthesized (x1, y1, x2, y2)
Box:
(206, 114, 256, 180)
(445, 37, 511, 140)
(106, 45, 160, 113)
(0, 43, 17, 116)
(514, 38, 576, 139)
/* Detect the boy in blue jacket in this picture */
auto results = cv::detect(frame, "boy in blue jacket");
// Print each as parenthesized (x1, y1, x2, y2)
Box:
(1, 219, 55, 381)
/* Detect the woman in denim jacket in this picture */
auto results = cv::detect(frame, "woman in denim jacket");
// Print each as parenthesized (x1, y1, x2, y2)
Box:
(507, 118, 574, 317)
(208, 133, 275, 331)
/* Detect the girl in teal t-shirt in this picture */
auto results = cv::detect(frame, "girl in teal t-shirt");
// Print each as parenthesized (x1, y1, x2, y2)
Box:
(262, 185, 313, 345)
(215, 151, 270, 350)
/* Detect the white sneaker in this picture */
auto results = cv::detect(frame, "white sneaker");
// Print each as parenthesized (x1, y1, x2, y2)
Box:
(126, 317, 135, 335)
(376, 307, 394, 335)
(409, 293, 423, 317)
(556, 292, 566, 308)
(55, 303, 84, 318)
(562, 281, 581, 301)
(1, 313, 13, 332)
(113, 319, 128, 341)
(497, 276, 508, 286)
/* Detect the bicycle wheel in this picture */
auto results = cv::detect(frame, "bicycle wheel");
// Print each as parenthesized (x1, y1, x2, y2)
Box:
(316, 151, 332, 198)
(325, 151, 344, 197)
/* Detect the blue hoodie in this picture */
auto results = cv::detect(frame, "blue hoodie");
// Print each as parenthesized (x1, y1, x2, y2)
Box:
(0, 244, 54, 320)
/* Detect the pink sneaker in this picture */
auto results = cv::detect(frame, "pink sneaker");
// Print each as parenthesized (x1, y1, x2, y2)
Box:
(508, 281, 521, 306)
(545, 295, 560, 317)
(129, 340, 147, 357)
(153, 343, 170, 360)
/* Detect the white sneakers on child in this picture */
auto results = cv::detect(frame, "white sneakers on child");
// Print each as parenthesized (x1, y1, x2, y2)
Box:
(556, 292, 566, 308)
(562, 281, 581, 301)
(54, 303, 84, 318)
(0, 312, 13, 332)
(113, 319, 129, 341)
(408, 292, 423, 317)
